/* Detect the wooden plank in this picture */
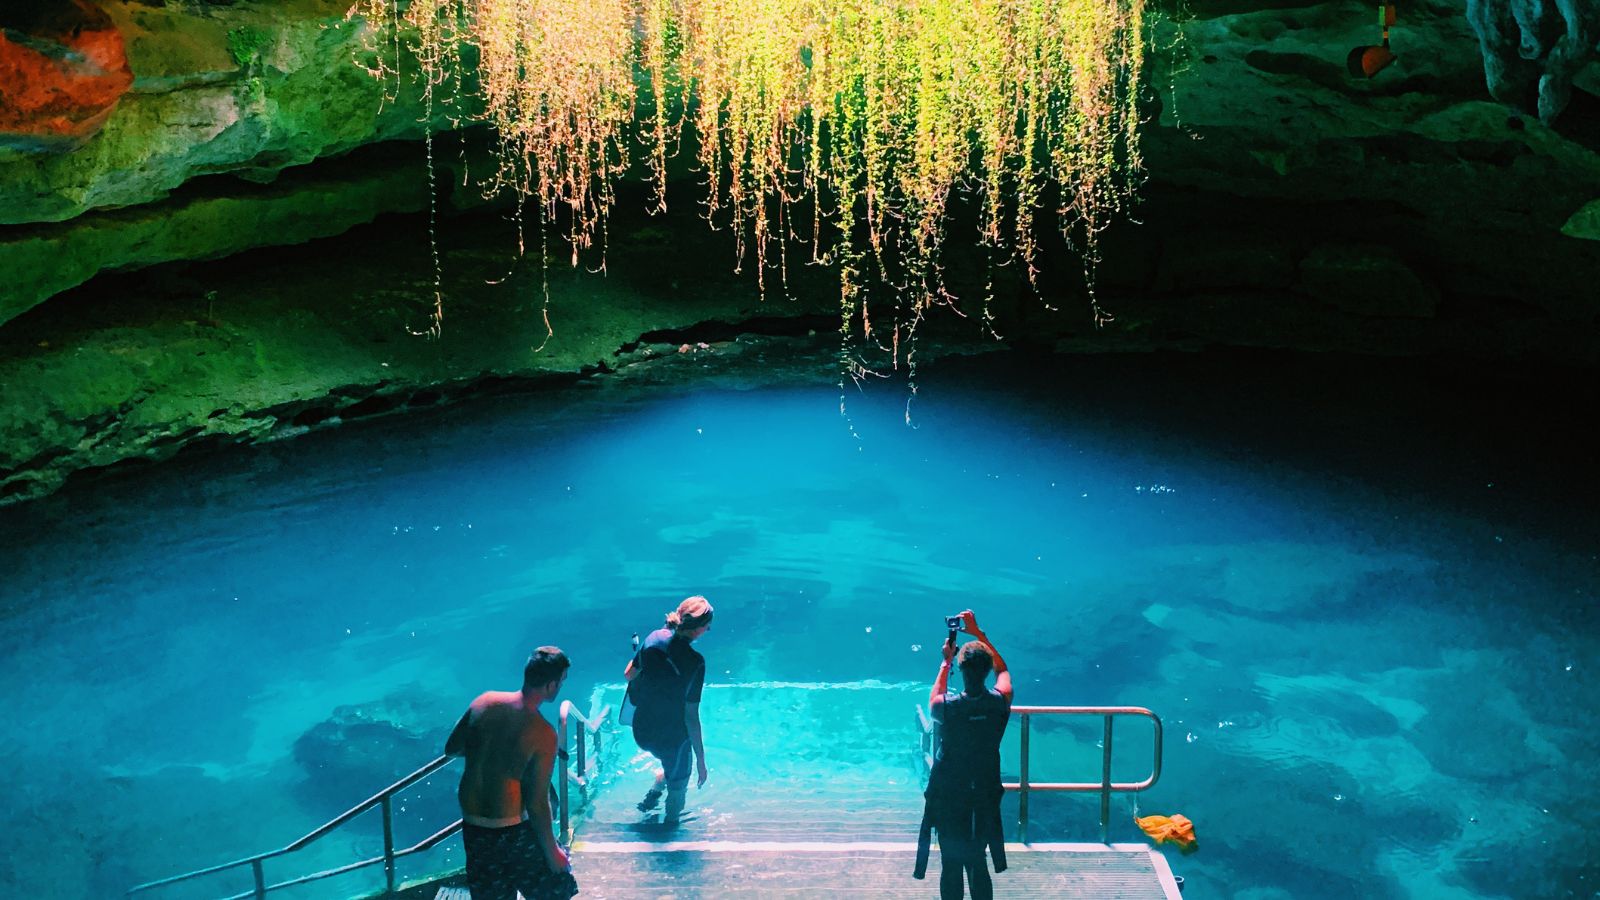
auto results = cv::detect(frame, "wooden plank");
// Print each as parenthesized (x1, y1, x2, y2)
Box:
(574, 849, 1167, 898)
(419, 845, 1178, 899)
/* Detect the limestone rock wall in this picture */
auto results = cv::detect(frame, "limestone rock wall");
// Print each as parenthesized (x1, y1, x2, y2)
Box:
(0, 0, 465, 325)
(1467, 0, 1600, 123)
(1062, 0, 1600, 360)
(2, 0, 436, 224)
(1, 0, 1595, 336)
(0, 0, 1598, 506)
(0, 198, 843, 505)
(0, 0, 135, 152)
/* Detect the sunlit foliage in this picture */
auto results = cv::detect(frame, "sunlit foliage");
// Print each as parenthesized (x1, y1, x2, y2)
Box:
(352, 0, 1146, 366)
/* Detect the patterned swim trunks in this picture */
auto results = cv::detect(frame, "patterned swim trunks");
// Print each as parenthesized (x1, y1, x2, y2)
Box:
(462, 822, 579, 900)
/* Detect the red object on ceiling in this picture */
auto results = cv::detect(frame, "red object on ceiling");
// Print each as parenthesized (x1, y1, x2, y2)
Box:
(0, 0, 134, 153)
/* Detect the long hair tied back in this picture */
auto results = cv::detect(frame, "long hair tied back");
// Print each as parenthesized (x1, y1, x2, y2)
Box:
(666, 595, 714, 632)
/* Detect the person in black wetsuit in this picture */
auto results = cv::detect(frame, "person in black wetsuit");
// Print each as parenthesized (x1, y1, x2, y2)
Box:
(623, 595, 713, 823)
(916, 609, 1013, 900)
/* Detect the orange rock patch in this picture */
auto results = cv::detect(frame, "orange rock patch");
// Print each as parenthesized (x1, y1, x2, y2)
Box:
(0, 0, 134, 152)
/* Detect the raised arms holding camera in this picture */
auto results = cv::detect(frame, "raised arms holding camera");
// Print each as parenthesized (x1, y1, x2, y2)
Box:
(931, 609, 1012, 713)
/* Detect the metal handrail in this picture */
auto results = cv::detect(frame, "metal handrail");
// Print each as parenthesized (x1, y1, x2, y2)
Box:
(916, 703, 1162, 845)
(215, 819, 463, 900)
(127, 754, 459, 898)
(129, 694, 615, 898)
(557, 697, 613, 844)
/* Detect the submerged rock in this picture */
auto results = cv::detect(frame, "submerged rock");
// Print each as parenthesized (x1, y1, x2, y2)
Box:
(1407, 658, 1562, 782)
(292, 689, 455, 813)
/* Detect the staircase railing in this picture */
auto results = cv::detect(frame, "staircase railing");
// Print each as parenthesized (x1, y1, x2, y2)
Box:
(557, 697, 614, 844)
(125, 755, 461, 899)
(127, 696, 613, 898)
(916, 704, 1162, 844)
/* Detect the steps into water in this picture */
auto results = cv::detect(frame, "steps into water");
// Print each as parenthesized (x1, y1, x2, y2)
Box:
(412, 682, 1181, 899)
(426, 844, 1180, 898)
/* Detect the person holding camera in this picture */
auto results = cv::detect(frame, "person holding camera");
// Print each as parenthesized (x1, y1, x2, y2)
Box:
(624, 595, 714, 824)
(915, 610, 1012, 900)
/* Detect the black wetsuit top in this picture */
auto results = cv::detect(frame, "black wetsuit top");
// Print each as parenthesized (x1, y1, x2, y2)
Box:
(916, 687, 1011, 879)
(927, 688, 1010, 802)
(627, 627, 706, 748)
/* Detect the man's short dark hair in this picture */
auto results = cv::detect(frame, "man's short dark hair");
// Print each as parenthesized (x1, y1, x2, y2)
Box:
(956, 642, 993, 684)
(524, 646, 570, 690)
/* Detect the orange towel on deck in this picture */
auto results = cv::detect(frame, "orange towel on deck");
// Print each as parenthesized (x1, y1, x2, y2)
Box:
(1135, 814, 1198, 852)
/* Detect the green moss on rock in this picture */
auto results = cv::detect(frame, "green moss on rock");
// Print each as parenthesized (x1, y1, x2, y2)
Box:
(0, 148, 429, 328)
(0, 0, 466, 226)
(1560, 199, 1600, 240)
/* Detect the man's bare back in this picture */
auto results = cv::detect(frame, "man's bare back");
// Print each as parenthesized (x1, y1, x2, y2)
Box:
(445, 649, 571, 885)
(447, 690, 557, 825)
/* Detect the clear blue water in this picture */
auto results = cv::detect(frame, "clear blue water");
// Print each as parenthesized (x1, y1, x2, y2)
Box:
(1, 351, 1596, 899)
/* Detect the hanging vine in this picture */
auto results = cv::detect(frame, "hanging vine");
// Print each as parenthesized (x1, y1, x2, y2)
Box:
(350, 0, 1146, 364)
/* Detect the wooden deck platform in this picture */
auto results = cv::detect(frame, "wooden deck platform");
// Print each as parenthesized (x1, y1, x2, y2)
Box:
(424, 842, 1181, 899)
(408, 684, 1182, 898)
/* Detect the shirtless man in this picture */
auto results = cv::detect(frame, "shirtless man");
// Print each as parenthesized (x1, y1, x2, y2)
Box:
(444, 646, 575, 900)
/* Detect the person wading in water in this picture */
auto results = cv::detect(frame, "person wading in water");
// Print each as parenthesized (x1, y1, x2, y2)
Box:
(625, 595, 713, 824)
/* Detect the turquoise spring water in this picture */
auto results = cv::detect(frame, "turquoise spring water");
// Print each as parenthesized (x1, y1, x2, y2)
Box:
(1, 350, 1595, 899)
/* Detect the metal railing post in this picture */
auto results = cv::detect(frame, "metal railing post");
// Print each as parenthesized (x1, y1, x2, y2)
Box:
(558, 703, 572, 845)
(578, 725, 588, 783)
(1100, 715, 1114, 844)
(1018, 713, 1031, 846)
(381, 795, 396, 894)
(251, 859, 265, 899)
(591, 712, 602, 767)
(914, 704, 936, 773)
(970, 706, 1160, 847)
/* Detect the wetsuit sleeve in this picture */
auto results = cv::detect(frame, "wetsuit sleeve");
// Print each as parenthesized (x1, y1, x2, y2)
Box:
(686, 657, 706, 704)
(638, 643, 668, 675)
